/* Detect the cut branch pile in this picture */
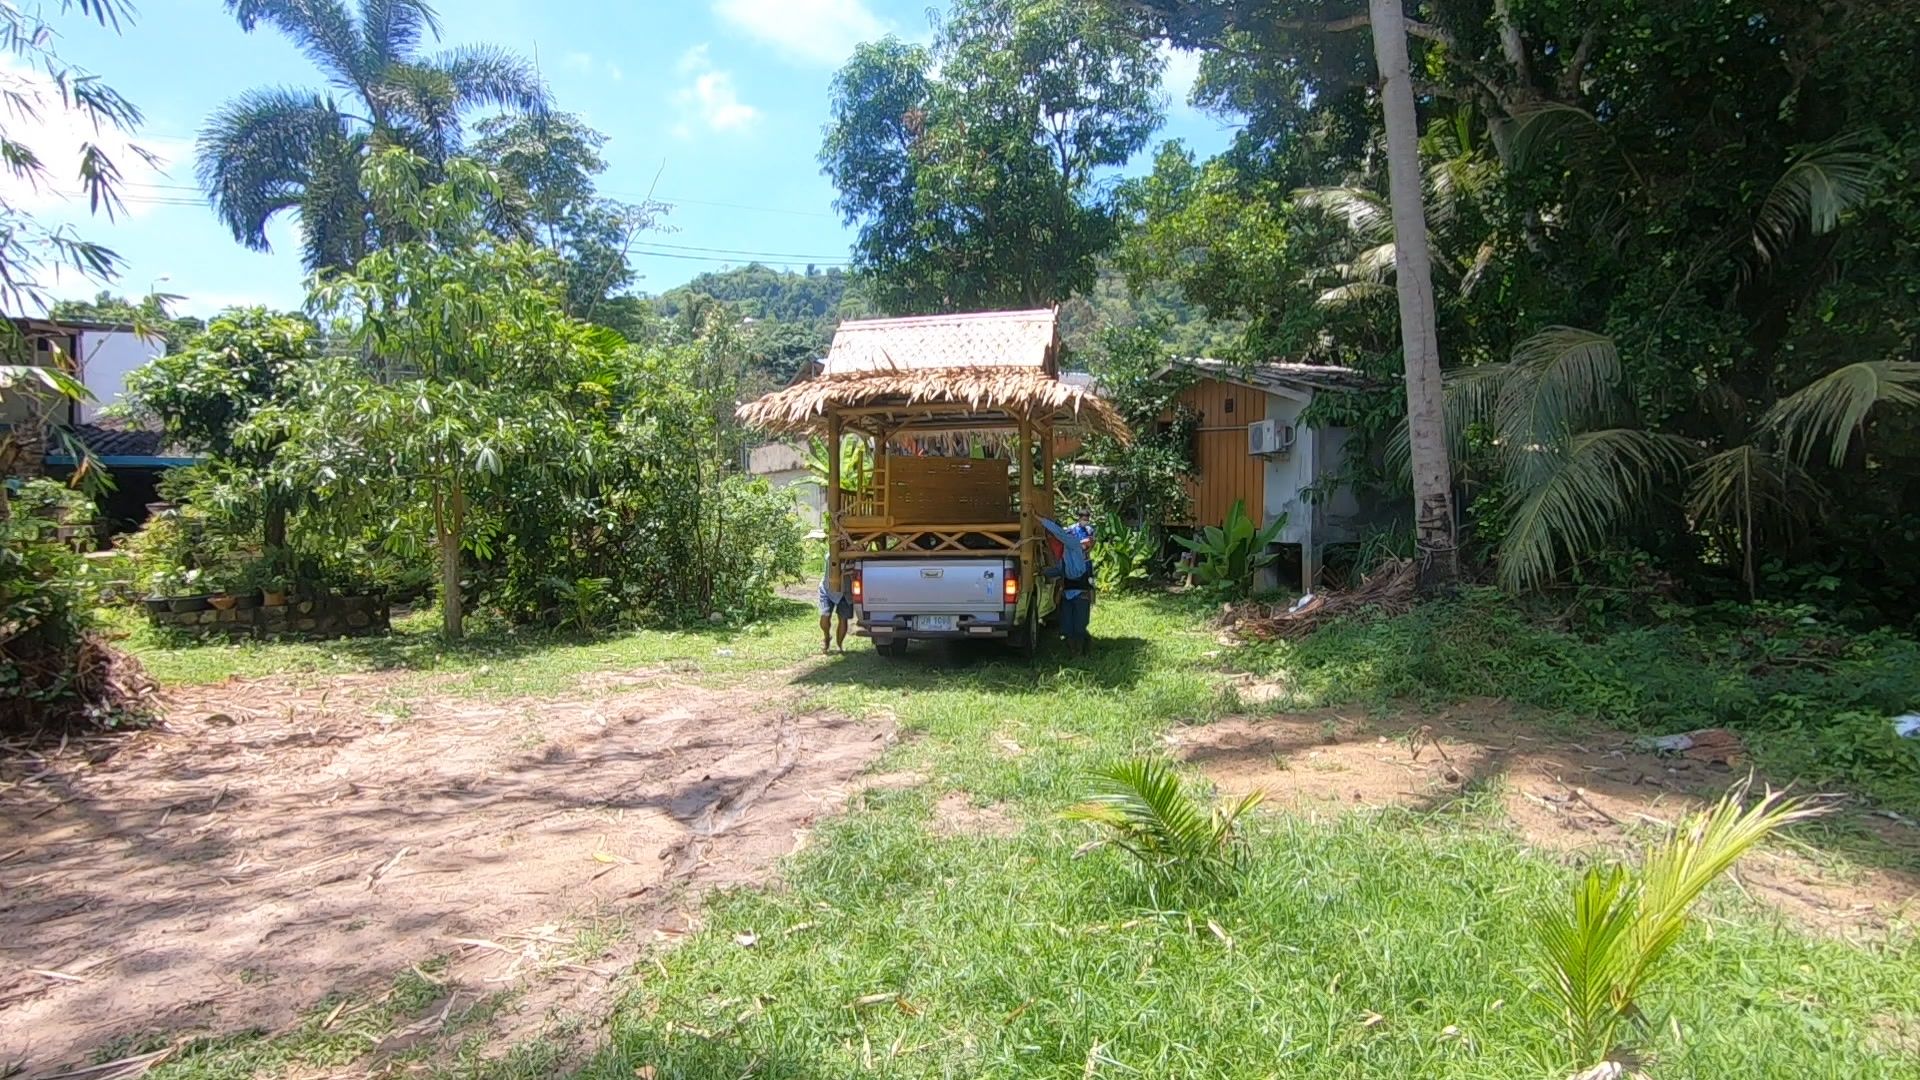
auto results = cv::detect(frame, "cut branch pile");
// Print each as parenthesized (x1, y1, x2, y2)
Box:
(0, 631, 159, 735)
(1222, 558, 1419, 641)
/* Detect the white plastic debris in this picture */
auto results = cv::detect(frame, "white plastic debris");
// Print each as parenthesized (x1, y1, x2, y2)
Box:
(1895, 714, 1920, 739)
(1288, 592, 1317, 614)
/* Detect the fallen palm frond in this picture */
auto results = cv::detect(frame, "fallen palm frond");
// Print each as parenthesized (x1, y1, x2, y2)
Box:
(736, 367, 1130, 442)
(1220, 558, 1419, 642)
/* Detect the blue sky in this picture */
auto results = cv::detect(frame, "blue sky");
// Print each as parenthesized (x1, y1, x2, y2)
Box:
(27, 0, 1238, 318)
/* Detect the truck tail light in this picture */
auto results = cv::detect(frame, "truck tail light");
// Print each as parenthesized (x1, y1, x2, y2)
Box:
(850, 567, 863, 602)
(1004, 567, 1019, 603)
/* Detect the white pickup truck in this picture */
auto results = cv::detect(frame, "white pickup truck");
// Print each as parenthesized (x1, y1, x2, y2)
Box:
(847, 554, 1037, 656)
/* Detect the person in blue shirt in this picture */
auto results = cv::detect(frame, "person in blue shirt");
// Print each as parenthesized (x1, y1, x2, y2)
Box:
(818, 548, 852, 654)
(1042, 516, 1095, 656)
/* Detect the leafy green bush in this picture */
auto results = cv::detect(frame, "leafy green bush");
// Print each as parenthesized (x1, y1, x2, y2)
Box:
(2, 501, 151, 730)
(1091, 512, 1154, 592)
(1172, 500, 1286, 596)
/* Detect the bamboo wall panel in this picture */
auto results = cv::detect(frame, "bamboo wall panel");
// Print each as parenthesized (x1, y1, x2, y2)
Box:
(883, 454, 1014, 523)
(1177, 378, 1266, 527)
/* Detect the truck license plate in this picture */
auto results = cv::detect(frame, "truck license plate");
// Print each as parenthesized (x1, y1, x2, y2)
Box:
(915, 615, 957, 632)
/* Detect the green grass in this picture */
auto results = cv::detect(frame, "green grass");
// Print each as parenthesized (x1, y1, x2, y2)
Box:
(106, 591, 1920, 1078)
(106, 602, 824, 696)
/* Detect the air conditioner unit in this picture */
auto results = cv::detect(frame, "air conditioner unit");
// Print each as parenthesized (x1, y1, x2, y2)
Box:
(1248, 419, 1296, 457)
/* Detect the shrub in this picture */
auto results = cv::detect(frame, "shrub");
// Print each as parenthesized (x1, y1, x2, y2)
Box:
(2, 502, 153, 731)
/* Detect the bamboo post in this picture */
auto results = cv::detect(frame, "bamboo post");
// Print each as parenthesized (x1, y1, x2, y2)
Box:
(1040, 416, 1055, 520)
(826, 411, 843, 591)
(1017, 414, 1036, 619)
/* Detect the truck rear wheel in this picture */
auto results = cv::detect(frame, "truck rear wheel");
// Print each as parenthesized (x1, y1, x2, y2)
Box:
(874, 637, 909, 658)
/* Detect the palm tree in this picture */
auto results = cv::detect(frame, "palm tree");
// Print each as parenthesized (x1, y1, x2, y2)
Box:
(195, 0, 548, 272)
(1366, 0, 1459, 588)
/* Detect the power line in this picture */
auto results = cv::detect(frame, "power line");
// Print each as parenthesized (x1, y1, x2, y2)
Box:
(637, 239, 849, 261)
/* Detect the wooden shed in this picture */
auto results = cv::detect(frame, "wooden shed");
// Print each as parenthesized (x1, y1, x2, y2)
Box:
(1163, 357, 1389, 590)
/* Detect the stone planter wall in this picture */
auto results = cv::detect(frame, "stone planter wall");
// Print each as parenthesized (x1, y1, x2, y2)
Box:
(148, 594, 390, 639)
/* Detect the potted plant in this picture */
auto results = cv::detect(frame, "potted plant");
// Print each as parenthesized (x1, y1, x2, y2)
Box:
(161, 568, 212, 613)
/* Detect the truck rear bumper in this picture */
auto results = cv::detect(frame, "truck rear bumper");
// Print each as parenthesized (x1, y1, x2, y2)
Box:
(859, 613, 1011, 639)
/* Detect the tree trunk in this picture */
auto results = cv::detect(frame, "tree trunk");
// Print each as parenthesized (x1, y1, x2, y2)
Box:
(1369, 0, 1460, 588)
(264, 500, 287, 552)
(436, 478, 465, 640)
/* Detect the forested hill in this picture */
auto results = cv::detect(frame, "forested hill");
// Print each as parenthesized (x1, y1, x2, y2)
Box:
(652, 261, 1235, 383)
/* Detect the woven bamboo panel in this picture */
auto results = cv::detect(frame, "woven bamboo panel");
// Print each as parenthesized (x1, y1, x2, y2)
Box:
(882, 455, 1013, 524)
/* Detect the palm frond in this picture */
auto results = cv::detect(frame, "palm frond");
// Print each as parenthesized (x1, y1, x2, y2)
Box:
(1064, 757, 1261, 899)
(1384, 361, 1510, 485)
(1503, 100, 1606, 173)
(1497, 428, 1694, 592)
(1530, 782, 1825, 1069)
(1291, 185, 1390, 240)
(195, 88, 348, 252)
(225, 0, 368, 91)
(1751, 130, 1878, 266)
(1348, 241, 1397, 282)
(360, 0, 439, 69)
(1505, 327, 1627, 435)
(1315, 281, 1395, 310)
(1530, 866, 1637, 1064)
(422, 43, 549, 117)
(1685, 445, 1819, 590)
(1764, 361, 1920, 467)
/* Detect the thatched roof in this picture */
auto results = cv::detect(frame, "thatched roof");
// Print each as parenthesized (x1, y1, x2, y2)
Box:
(735, 366, 1131, 442)
(823, 309, 1060, 375)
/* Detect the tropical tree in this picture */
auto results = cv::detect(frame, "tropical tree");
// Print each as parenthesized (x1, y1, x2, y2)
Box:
(196, 0, 548, 272)
(1119, 0, 1461, 587)
(822, 0, 1165, 312)
(470, 112, 663, 320)
(122, 309, 318, 554)
(283, 151, 613, 639)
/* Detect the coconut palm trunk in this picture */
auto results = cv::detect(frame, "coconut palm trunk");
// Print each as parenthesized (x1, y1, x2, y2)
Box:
(1368, 0, 1459, 586)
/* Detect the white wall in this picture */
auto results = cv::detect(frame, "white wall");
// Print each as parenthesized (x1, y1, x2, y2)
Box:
(1258, 390, 1314, 545)
(75, 329, 165, 423)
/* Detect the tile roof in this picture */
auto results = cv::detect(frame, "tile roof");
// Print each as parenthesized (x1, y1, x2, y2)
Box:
(823, 309, 1059, 375)
(63, 423, 193, 462)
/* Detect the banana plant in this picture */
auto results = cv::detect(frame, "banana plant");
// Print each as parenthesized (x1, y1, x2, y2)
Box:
(1172, 500, 1287, 596)
(797, 434, 874, 499)
(1091, 512, 1155, 592)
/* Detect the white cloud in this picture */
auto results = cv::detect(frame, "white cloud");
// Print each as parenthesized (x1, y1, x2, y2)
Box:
(671, 45, 760, 139)
(562, 50, 623, 82)
(0, 58, 192, 219)
(712, 0, 886, 66)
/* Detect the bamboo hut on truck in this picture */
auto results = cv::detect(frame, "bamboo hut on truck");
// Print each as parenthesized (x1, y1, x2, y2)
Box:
(737, 309, 1128, 656)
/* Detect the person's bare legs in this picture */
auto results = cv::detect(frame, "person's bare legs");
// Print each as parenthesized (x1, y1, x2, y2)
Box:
(820, 613, 833, 654)
(835, 612, 850, 651)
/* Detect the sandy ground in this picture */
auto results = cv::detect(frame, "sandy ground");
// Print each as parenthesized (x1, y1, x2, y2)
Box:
(1170, 696, 1920, 937)
(0, 669, 891, 1077)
